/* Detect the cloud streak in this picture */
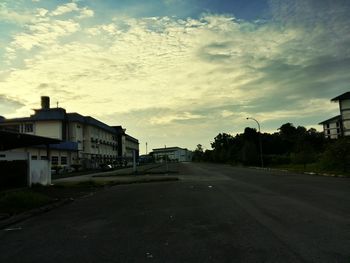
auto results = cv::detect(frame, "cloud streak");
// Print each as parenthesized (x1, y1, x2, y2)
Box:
(0, 0, 349, 150)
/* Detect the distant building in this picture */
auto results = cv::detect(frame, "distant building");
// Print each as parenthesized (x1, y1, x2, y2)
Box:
(319, 92, 350, 138)
(0, 96, 139, 168)
(152, 147, 192, 162)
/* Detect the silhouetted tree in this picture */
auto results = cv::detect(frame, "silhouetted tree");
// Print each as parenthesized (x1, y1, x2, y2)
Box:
(192, 144, 204, 161)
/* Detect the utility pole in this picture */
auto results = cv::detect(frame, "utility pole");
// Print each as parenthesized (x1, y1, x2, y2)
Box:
(132, 149, 137, 175)
(164, 145, 168, 173)
(146, 142, 148, 155)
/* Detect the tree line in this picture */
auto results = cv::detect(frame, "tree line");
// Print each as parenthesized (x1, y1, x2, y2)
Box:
(192, 123, 350, 173)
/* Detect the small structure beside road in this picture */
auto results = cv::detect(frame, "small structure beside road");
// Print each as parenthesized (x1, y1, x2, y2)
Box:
(152, 147, 192, 162)
(0, 130, 61, 188)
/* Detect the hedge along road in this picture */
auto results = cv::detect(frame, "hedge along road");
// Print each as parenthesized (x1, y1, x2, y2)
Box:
(0, 162, 349, 263)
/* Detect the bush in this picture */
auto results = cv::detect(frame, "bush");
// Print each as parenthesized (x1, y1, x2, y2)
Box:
(0, 190, 52, 215)
(264, 154, 291, 166)
(321, 138, 350, 172)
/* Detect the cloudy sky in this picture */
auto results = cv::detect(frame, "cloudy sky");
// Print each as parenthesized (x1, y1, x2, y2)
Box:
(0, 0, 349, 152)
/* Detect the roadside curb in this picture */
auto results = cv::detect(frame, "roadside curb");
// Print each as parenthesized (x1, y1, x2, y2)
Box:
(247, 166, 348, 178)
(0, 198, 73, 230)
(106, 176, 179, 185)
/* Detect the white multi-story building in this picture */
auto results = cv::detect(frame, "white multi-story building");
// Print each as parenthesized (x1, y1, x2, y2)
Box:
(319, 92, 350, 139)
(152, 147, 192, 163)
(0, 97, 138, 168)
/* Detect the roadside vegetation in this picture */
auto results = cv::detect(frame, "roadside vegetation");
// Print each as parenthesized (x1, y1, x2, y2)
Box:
(0, 190, 53, 216)
(0, 184, 99, 217)
(192, 123, 350, 176)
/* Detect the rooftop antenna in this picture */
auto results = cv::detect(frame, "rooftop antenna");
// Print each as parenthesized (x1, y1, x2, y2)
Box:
(56, 101, 59, 108)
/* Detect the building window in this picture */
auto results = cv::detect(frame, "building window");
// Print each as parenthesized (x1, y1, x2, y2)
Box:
(31, 155, 37, 160)
(5, 124, 20, 132)
(326, 124, 330, 129)
(41, 156, 48, 160)
(51, 156, 58, 165)
(61, 156, 67, 165)
(327, 130, 330, 135)
(336, 122, 340, 127)
(337, 128, 340, 134)
(24, 123, 33, 133)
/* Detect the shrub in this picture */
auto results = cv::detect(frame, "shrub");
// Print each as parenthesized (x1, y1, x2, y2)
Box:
(321, 138, 350, 172)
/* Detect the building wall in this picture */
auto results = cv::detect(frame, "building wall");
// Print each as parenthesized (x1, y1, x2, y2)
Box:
(9, 147, 77, 166)
(340, 99, 350, 136)
(323, 121, 341, 139)
(69, 122, 84, 150)
(0, 98, 137, 168)
(153, 148, 192, 162)
(71, 124, 118, 168)
(35, 121, 62, 139)
(125, 137, 139, 159)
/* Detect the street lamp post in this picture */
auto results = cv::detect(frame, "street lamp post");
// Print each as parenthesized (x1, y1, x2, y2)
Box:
(246, 117, 264, 168)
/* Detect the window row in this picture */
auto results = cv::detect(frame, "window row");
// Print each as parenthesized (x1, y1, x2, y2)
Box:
(31, 155, 67, 165)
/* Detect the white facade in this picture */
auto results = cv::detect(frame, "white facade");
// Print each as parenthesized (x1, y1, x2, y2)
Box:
(320, 92, 350, 139)
(152, 147, 192, 162)
(0, 97, 121, 169)
(340, 99, 350, 136)
(125, 135, 139, 160)
(322, 118, 342, 139)
(36, 121, 62, 139)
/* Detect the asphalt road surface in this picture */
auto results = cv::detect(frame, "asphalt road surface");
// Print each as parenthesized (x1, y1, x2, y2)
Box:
(1, 163, 349, 263)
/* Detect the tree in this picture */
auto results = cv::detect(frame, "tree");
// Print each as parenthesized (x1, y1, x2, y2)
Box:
(241, 141, 258, 165)
(192, 144, 204, 162)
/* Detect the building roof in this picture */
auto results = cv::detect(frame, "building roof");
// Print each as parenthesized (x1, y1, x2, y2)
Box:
(0, 109, 116, 134)
(0, 130, 61, 151)
(112, 126, 126, 135)
(318, 115, 341, 125)
(331, 92, 350, 101)
(152, 147, 186, 152)
(84, 116, 115, 133)
(32, 108, 67, 120)
(125, 134, 139, 144)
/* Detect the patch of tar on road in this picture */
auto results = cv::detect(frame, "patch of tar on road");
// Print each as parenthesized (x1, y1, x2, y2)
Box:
(178, 174, 231, 182)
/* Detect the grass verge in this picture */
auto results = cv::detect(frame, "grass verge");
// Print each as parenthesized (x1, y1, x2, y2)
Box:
(269, 163, 350, 177)
(0, 190, 53, 215)
(0, 176, 179, 218)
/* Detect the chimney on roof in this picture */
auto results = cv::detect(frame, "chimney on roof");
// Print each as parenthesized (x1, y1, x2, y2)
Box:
(41, 96, 50, 109)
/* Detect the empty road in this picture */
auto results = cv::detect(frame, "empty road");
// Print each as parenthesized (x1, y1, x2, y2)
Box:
(1, 162, 349, 262)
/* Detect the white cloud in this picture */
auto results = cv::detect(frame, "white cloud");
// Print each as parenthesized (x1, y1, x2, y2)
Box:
(0, 3, 34, 24)
(36, 8, 48, 17)
(10, 19, 80, 50)
(150, 112, 203, 125)
(50, 3, 94, 19)
(1, 6, 349, 149)
(50, 3, 79, 16)
(78, 7, 94, 19)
